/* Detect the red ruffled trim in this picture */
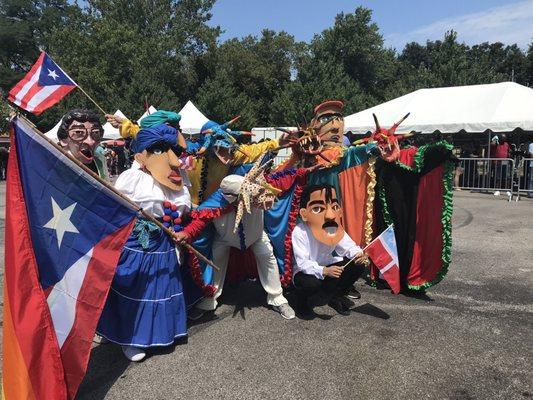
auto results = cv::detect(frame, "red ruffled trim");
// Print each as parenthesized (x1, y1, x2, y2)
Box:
(280, 174, 307, 287)
(185, 205, 234, 240)
(187, 248, 216, 297)
(189, 205, 233, 221)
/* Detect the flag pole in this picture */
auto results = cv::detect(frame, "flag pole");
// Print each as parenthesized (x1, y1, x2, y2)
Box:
(45, 52, 108, 115)
(76, 85, 107, 115)
(10, 110, 220, 272)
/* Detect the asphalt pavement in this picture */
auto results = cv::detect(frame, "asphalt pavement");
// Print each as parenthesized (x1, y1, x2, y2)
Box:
(0, 185, 532, 400)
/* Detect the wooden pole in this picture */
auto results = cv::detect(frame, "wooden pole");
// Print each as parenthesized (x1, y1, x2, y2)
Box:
(12, 112, 220, 271)
(76, 85, 107, 115)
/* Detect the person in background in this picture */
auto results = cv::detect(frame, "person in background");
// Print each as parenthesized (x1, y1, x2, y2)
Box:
(490, 134, 511, 189)
(527, 142, 533, 198)
(0, 146, 8, 180)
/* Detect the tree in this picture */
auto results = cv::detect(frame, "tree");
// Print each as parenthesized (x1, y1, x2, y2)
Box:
(196, 29, 303, 127)
(28, 0, 220, 129)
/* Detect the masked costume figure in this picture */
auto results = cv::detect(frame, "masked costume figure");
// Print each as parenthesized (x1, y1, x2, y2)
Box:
(179, 158, 309, 320)
(373, 140, 455, 291)
(97, 123, 206, 362)
(273, 101, 455, 293)
(292, 184, 368, 316)
(186, 119, 281, 205)
(111, 112, 282, 205)
(58, 109, 108, 178)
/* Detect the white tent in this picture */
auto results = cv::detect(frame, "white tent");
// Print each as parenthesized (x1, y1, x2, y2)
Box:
(178, 100, 209, 136)
(344, 82, 533, 135)
(137, 105, 158, 125)
(102, 109, 127, 139)
(44, 119, 62, 141)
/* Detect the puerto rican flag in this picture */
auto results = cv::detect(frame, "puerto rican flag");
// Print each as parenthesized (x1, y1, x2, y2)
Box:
(8, 52, 77, 115)
(364, 225, 401, 294)
(2, 117, 137, 399)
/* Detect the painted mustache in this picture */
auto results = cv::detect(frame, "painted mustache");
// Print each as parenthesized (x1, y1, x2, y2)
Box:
(322, 220, 339, 236)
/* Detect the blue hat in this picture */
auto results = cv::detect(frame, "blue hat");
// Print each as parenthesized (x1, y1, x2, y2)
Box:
(131, 124, 178, 154)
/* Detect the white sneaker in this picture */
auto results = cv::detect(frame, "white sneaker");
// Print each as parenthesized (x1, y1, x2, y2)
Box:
(121, 345, 146, 362)
(272, 303, 295, 320)
(93, 334, 109, 344)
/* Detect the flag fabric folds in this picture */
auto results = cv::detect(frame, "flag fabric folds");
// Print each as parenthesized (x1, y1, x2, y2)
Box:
(365, 225, 401, 294)
(8, 52, 77, 115)
(2, 117, 137, 399)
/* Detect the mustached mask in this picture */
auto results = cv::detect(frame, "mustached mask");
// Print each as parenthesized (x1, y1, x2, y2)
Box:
(299, 185, 345, 246)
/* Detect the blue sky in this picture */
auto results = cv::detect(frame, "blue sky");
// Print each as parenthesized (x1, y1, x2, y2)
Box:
(208, 0, 533, 50)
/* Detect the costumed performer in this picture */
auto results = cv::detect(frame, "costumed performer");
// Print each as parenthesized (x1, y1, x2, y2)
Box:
(175, 158, 309, 320)
(97, 123, 210, 362)
(106, 110, 192, 186)
(292, 184, 369, 317)
(58, 109, 108, 178)
(270, 100, 377, 297)
(107, 112, 283, 205)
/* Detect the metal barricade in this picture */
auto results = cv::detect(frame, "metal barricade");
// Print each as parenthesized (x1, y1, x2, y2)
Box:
(516, 158, 533, 199)
(455, 158, 514, 192)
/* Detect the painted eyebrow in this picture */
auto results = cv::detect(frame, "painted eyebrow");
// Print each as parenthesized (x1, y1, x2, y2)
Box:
(308, 200, 325, 207)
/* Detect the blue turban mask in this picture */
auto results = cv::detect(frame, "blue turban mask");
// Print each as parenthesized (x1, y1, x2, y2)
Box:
(131, 124, 178, 154)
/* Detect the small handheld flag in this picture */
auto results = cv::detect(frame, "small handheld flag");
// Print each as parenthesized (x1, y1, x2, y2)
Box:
(8, 52, 77, 115)
(364, 225, 401, 294)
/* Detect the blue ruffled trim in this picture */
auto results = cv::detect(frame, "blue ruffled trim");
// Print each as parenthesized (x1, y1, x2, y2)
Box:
(268, 168, 297, 181)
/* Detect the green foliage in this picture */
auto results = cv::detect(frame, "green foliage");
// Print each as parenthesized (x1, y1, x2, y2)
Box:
(1, 3, 532, 131)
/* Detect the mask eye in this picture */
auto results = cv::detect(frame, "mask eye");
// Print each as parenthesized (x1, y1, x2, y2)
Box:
(311, 206, 324, 214)
(332, 203, 340, 211)
(147, 142, 170, 155)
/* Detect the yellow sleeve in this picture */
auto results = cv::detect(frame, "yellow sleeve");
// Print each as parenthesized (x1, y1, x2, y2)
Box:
(231, 140, 279, 165)
(119, 120, 141, 139)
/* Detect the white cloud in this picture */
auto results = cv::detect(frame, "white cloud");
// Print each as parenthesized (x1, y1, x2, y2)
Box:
(386, 0, 533, 50)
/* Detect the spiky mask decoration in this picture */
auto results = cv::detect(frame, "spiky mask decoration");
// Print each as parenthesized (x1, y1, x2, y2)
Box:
(232, 158, 281, 232)
(198, 116, 252, 164)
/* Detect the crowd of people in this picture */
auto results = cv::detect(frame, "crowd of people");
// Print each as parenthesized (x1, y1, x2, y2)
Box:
(452, 134, 533, 196)
(32, 101, 456, 363)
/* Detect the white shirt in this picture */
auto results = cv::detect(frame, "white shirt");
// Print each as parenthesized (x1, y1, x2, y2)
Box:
(115, 168, 191, 218)
(212, 208, 264, 249)
(291, 223, 362, 280)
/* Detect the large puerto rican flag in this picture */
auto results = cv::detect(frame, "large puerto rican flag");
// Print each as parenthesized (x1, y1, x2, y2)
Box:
(364, 225, 401, 294)
(2, 117, 137, 399)
(8, 52, 77, 115)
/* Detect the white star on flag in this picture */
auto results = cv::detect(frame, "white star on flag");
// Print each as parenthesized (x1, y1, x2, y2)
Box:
(43, 197, 79, 247)
(47, 69, 59, 80)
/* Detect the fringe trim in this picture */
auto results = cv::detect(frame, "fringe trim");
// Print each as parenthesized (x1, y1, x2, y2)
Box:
(280, 175, 307, 287)
(198, 156, 210, 203)
(187, 248, 216, 297)
(407, 157, 454, 290)
(189, 205, 232, 221)
(375, 141, 454, 291)
(364, 157, 376, 247)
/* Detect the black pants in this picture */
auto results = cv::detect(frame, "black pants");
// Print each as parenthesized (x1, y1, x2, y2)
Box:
(293, 260, 365, 306)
